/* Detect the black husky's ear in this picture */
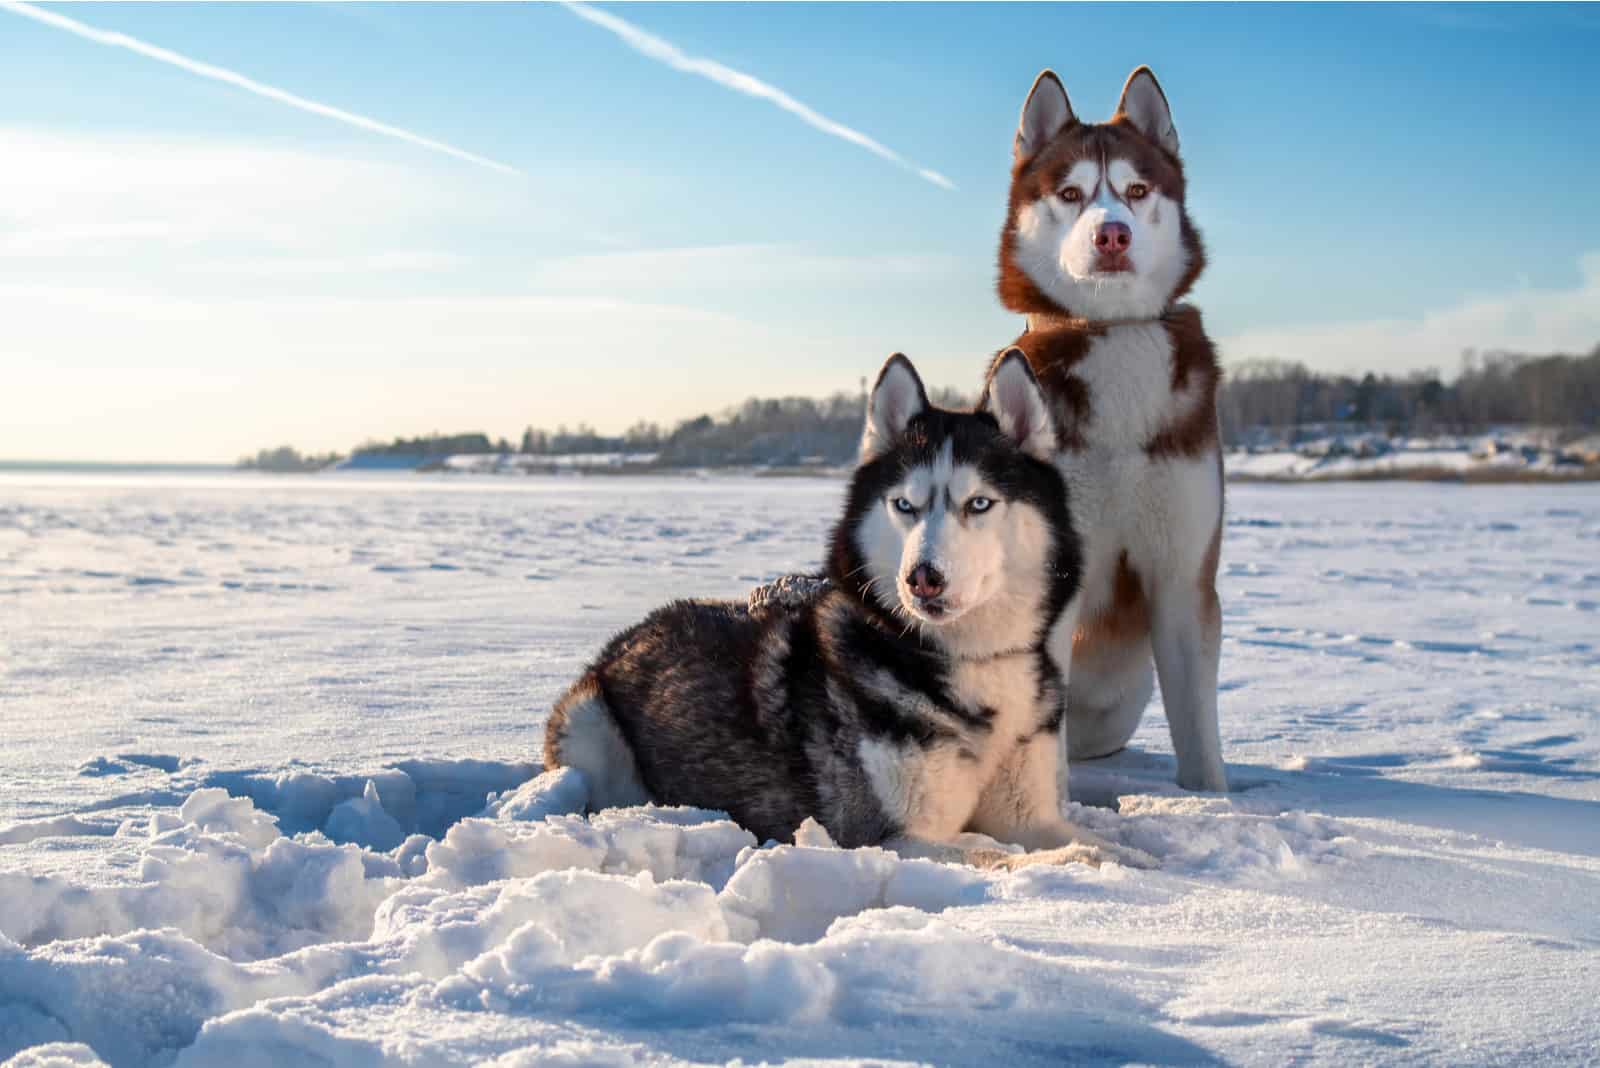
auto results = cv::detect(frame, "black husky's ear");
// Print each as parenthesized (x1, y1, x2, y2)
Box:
(1015, 70, 1075, 164)
(862, 353, 929, 461)
(1115, 66, 1180, 158)
(981, 349, 1055, 461)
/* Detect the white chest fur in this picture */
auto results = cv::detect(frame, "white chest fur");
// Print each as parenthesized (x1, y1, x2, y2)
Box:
(855, 654, 1047, 840)
(949, 655, 1043, 753)
(1054, 323, 1221, 613)
(1072, 322, 1177, 449)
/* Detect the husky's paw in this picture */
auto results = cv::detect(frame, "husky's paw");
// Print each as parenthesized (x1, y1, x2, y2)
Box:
(1067, 829, 1159, 869)
(1090, 840, 1160, 869)
(984, 844, 1107, 871)
(1028, 822, 1161, 870)
(987, 840, 1158, 871)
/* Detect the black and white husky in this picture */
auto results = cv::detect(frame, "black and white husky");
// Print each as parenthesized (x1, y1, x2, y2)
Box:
(545, 353, 1151, 870)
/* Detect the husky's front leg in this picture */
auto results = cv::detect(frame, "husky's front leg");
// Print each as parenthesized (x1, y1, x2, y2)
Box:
(861, 738, 988, 862)
(969, 732, 1157, 869)
(1150, 575, 1227, 792)
(858, 738, 1097, 870)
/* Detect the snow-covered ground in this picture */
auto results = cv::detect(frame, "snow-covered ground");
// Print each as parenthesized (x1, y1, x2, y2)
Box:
(2, 470, 1598, 1067)
(440, 453, 661, 474)
(1226, 427, 1600, 481)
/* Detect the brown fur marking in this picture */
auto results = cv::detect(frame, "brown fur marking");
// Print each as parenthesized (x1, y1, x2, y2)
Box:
(1197, 451, 1224, 629)
(1144, 305, 1222, 459)
(992, 326, 1104, 451)
(1074, 551, 1150, 651)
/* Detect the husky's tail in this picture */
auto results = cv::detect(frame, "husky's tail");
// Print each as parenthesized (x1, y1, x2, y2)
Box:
(543, 673, 651, 811)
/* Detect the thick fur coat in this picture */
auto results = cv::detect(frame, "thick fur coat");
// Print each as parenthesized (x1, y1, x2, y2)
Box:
(994, 67, 1228, 792)
(546, 355, 1153, 869)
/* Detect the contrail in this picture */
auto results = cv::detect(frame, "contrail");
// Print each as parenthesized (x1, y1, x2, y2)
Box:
(562, 2, 956, 191)
(0, 0, 521, 175)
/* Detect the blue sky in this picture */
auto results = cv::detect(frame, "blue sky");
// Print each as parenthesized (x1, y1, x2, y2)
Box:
(3, 2, 1598, 461)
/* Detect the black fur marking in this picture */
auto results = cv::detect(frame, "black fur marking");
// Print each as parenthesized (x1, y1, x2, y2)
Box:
(778, 607, 827, 819)
(1038, 700, 1066, 734)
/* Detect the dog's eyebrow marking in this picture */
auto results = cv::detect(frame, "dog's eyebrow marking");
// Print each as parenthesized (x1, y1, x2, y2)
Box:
(1106, 159, 1141, 184)
(1060, 160, 1100, 200)
(944, 467, 987, 516)
(1107, 159, 1146, 206)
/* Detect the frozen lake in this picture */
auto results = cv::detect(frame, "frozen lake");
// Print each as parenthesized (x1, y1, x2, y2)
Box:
(2, 471, 1598, 1066)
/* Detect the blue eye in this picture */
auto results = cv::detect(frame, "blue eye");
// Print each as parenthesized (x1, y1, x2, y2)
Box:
(967, 496, 994, 514)
(892, 497, 916, 514)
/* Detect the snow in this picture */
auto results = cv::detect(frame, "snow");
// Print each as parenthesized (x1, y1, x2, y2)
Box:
(329, 426, 1600, 482)
(2, 470, 1599, 1066)
(439, 453, 661, 474)
(1226, 427, 1598, 480)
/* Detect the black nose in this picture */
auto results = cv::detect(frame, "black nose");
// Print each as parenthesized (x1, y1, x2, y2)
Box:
(908, 564, 945, 599)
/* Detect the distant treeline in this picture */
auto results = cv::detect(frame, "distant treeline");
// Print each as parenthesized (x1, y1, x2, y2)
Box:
(237, 446, 344, 473)
(240, 347, 1596, 471)
(507, 386, 969, 468)
(1220, 346, 1600, 444)
(354, 433, 508, 457)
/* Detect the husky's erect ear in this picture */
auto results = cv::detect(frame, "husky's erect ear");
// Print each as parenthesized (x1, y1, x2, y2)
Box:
(1014, 70, 1075, 164)
(981, 349, 1055, 461)
(1115, 66, 1180, 158)
(861, 353, 929, 461)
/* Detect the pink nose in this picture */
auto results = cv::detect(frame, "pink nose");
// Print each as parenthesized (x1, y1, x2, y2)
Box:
(908, 564, 945, 599)
(1093, 221, 1132, 254)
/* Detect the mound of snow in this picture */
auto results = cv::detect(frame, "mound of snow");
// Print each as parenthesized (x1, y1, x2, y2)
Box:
(480, 766, 590, 823)
(0, 779, 1163, 1066)
(1, 789, 399, 958)
(720, 837, 986, 943)
(323, 781, 405, 852)
(0, 817, 116, 847)
(207, 759, 537, 842)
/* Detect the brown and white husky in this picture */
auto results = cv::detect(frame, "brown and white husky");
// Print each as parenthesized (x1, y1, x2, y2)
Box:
(995, 66, 1228, 792)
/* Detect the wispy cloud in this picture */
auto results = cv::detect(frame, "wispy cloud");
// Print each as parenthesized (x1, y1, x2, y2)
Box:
(1221, 253, 1600, 375)
(0, 0, 521, 175)
(562, 2, 955, 191)
(0, 128, 511, 264)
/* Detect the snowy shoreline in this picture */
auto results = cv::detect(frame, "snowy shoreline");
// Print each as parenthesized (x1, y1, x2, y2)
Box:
(372, 429, 1600, 482)
(293, 455, 1600, 483)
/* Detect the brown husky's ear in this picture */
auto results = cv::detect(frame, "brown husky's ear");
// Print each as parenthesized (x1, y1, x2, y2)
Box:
(981, 349, 1056, 461)
(1115, 66, 1180, 157)
(1014, 70, 1075, 164)
(861, 353, 929, 461)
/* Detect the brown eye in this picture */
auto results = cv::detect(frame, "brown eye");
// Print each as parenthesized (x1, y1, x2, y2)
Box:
(1059, 186, 1082, 203)
(1126, 182, 1149, 201)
